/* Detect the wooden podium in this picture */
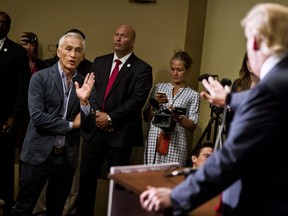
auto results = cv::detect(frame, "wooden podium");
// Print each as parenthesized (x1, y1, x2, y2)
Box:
(107, 163, 220, 216)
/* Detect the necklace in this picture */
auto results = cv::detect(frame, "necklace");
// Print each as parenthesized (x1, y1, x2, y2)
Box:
(171, 84, 187, 107)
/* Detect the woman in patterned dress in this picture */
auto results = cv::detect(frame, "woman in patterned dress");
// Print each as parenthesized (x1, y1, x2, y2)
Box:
(143, 50, 200, 166)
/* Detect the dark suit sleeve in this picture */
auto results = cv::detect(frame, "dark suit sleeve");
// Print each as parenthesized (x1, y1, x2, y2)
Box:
(80, 87, 97, 134)
(11, 46, 30, 119)
(228, 90, 250, 112)
(170, 83, 284, 214)
(80, 107, 96, 134)
(109, 62, 153, 124)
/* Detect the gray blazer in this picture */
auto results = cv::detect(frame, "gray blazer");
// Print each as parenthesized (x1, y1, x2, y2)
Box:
(20, 63, 87, 168)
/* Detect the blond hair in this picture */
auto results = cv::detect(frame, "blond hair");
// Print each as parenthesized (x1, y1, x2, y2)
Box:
(241, 3, 288, 55)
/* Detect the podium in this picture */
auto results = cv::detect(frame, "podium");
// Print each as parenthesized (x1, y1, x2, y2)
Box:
(108, 163, 220, 216)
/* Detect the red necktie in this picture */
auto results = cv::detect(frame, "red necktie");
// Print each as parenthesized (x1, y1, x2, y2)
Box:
(102, 59, 122, 110)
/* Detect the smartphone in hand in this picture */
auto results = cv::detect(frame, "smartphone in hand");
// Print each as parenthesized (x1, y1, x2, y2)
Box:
(155, 91, 168, 103)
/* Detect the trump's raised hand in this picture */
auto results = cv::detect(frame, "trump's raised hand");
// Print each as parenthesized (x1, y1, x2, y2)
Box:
(200, 76, 230, 107)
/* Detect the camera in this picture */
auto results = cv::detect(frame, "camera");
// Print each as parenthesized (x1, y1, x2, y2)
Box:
(20, 35, 37, 44)
(149, 97, 186, 131)
(198, 74, 232, 115)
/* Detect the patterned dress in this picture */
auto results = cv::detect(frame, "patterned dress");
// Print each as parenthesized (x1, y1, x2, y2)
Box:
(144, 83, 200, 166)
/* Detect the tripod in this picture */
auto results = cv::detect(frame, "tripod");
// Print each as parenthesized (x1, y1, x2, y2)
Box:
(196, 104, 224, 147)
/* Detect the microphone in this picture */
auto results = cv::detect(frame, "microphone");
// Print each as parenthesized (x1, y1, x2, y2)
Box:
(198, 74, 218, 81)
(166, 167, 197, 177)
(220, 78, 232, 87)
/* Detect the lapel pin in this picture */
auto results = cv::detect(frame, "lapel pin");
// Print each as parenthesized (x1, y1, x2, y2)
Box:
(127, 64, 131, 67)
(4, 48, 7, 52)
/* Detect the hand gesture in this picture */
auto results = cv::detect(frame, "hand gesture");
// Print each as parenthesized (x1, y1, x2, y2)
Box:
(2, 117, 15, 134)
(75, 73, 95, 106)
(200, 76, 230, 107)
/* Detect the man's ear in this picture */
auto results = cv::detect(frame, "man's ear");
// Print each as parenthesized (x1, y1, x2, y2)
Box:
(253, 36, 260, 51)
(191, 155, 197, 164)
(56, 48, 61, 58)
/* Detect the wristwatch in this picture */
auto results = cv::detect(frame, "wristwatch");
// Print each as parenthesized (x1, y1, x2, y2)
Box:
(107, 114, 113, 126)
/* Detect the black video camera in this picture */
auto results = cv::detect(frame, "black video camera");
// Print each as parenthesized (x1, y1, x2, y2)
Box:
(198, 74, 232, 115)
(149, 97, 186, 131)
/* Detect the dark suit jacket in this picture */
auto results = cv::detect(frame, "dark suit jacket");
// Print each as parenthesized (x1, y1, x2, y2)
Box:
(0, 38, 30, 125)
(20, 63, 89, 168)
(82, 53, 152, 148)
(170, 56, 288, 216)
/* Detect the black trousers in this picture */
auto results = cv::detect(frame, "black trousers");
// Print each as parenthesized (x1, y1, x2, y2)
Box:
(14, 150, 75, 216)
(77, 138, 132, 216)
(0, 131, 16, 213)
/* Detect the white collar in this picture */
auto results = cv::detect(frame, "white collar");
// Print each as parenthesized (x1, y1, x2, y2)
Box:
(113, 52, 132, 64)
(0, 37, 6, 50)
(260, 53, 288, 80)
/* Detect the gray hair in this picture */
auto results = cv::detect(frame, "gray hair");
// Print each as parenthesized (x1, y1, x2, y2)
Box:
(58, 32, 86, 52)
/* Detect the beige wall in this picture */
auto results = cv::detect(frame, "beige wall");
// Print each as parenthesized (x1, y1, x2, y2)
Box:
(2, 0, 288, 162)
(2, 0, 189, 76)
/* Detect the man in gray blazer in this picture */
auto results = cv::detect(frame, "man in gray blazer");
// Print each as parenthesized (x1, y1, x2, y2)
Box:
(140, 3, 288, 216)
(14, 32, 95, 216)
